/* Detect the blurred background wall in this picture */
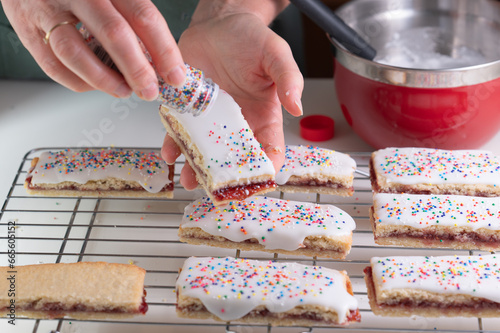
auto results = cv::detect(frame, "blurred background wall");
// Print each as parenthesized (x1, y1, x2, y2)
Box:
(272, 0, 351, 78)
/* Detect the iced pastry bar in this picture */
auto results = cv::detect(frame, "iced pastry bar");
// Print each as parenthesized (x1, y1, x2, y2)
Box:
(371, 193, 500, 251)
(370, 148, 500, 196)
(25, 148, 174, 198)
(0, 262, 147, 319)
(277, 145, 356, 196)
(364, 254, 500, 317)
(176, 257, 360, 326)
(179, 196, 355, 259)
(159, 90, 276, 206)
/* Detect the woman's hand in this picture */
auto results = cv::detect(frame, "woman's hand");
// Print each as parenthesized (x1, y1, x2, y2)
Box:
(161, 0, 304, 189)
(1, 0, 186, 100)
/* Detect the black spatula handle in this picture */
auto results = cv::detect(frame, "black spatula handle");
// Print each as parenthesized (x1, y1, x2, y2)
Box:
(290, 0, 377, 60)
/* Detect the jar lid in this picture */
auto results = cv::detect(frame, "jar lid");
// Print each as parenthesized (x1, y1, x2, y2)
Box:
(300, 115, 335, 141)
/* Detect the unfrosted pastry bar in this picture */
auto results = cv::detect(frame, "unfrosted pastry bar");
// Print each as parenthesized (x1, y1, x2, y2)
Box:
(176, 257, 360, 326)
(159, 91, 276, 206)
(25, 148, 174, 198)
(364, 254, 500, 317)
(0, 262, 147, 319)
(370, 147, 500, 196)
(277, 145, 356, 196)
(179, 196, 355, 259)
(371, 193, 500, 251)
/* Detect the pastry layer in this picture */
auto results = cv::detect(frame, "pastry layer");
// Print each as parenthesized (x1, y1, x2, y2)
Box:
(159, 91, 276, 206)
(277, 145, 356, 196)
(25, 149, 174, 198)
(176, 257, 360, 325)
(370, 148, 500, 196)
(179, 196, 355, 258)
(179, 230, 351, 259)
(365, 254, 500, 317)
(0, 262, 147, 319)
(277, 182, 353, 196)
(371, 193, 500, 251)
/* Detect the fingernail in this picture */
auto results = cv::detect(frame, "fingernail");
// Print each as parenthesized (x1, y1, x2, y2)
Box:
(166, 65, 186, 87)
(295, 99, 304, 116)
(114, 82, 132, 98)
(140, 82, 159, 101)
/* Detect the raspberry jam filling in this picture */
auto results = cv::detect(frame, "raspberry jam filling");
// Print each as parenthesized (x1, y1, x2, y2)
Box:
(5, 289, 148, 315)
(371, 208, 500, 246)
(212, 180, 276, 201)
(139, 290, 148, 314)
(380, 229, 500, 245)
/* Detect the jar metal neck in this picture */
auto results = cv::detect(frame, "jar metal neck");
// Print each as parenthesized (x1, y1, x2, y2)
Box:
(331, 36, 500, 88)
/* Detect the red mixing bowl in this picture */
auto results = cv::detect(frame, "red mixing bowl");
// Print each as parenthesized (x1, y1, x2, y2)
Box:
(331, 0, 500, 149)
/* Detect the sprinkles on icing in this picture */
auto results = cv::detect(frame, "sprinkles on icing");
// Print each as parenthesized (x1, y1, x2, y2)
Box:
(374, 148, 500, 185)
(162, 90, 275, 191)
(177, 257, 359, 323)
(29, 148, 172, 193)
(372, 148, 500, 185)
(370, 254, 500, 303)
(207, 126, 270, 171)
(277, 145, 356, 185)
(373, 193, 500, 230)
(181, 196, 355, 252)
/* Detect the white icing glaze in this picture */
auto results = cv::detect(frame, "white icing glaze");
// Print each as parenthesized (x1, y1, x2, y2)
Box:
(167, 90, 275, 185)
(29, 149, 172, 193)
(181, 196, 355, 251)
(276, 145, 356, 185)
(370, 255, 500, 302)
(373, 193, 500, 230)
(177, 257, 359, 322)
(373, 147, 500, 185)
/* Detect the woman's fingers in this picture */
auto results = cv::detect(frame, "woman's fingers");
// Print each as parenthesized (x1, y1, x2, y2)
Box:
(180, 163, 199, 190)
(263, 38, 304, 117)
(4, 0, 186, 100)
(251, 112, 286, 175)
(161, 133, 198, 190)
(71, 0, 161, 101)
(45, 19, 133, 98)
(29, 28, 94, 93)
(161, 133, 181, 164)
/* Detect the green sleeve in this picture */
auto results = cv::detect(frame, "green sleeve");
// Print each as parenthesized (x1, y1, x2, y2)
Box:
(0, 4, 48, 79)
(0, 0, 198, 80)
(152, 0, 198, 40)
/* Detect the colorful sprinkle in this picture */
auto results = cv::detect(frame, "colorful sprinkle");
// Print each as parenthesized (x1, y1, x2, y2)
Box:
(374, 193, 500, 230)
(181, 196, 355, 252)
(176, 257, 359, 323)
(371, 255, 500, 303)
(373, 148, 500, 185)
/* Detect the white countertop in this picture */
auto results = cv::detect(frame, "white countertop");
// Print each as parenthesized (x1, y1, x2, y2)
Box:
(0, 78, 376, 201)
(2, 77, 500, 200)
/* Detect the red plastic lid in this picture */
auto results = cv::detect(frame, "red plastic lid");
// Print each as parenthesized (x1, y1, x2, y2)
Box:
(300, 115, 335, 141)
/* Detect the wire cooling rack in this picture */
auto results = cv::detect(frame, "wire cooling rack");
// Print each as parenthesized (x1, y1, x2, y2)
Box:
(1, 147, 499, 333)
